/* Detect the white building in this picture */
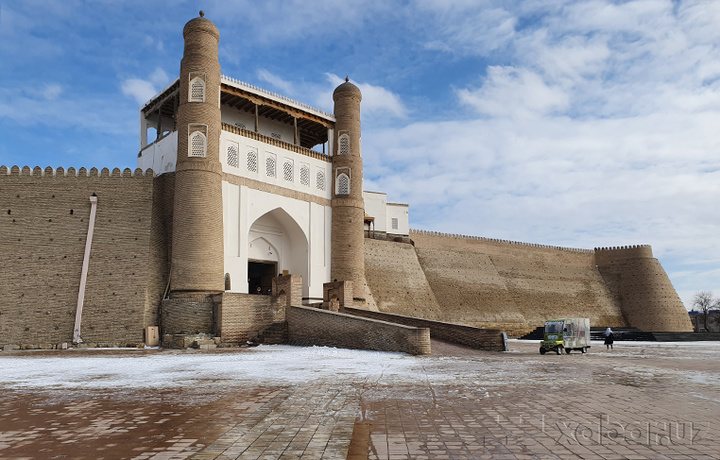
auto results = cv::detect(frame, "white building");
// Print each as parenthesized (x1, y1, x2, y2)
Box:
(138, 75, 408, 303)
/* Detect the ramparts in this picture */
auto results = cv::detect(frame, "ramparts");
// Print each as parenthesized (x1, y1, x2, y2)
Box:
(390, 230, 627, 336)
(341, 307, 507, 351)
(364, 230, 691, 335)
(287, 305, 431, 355)
(0, 165, 170, 349)
(594, 245, 692, 332)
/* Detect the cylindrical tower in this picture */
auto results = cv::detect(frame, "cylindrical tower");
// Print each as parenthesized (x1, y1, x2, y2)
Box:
(331, 78, 366, 302)
(170, 12, 224, 295)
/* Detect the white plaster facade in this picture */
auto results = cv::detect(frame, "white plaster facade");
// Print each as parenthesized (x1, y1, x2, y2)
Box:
(363, 191, 409, 236)
(138, 77, 408, 302)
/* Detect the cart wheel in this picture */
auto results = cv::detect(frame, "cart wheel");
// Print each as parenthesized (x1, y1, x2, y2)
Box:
(565, 348, 571, 354)
(555, 347, 562, 355)
(581, 347, 587, 354)
(539, 347, 546, 355)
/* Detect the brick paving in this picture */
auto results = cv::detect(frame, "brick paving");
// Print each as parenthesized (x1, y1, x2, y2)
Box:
(1, 340, 718, 459)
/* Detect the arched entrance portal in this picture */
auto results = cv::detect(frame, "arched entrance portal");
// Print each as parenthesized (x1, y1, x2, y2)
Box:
(247, 208, 309, 297)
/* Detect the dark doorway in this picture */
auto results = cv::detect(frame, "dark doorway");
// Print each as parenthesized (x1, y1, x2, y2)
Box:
(249, 261, 276, 295)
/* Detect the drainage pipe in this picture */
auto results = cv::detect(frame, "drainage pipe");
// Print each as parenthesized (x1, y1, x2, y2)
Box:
(73, 194, 98, 344)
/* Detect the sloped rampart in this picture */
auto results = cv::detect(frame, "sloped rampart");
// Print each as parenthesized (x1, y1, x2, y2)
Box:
(402, 230, 627, 336)
(595, 246, 693, 332)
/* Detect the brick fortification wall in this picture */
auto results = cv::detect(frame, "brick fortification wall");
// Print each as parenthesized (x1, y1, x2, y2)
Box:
(287, 306, 431, 355)
(219, 293, 286, 344)
(595, 246, 693, 332)
(0, 166, 168, 349)
(364, 238, 442, 320)
(365, 230, 628, 337)
(341, 307, 507, 351)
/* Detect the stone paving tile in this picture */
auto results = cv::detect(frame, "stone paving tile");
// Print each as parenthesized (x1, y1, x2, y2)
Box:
(2, 341, 719, 459)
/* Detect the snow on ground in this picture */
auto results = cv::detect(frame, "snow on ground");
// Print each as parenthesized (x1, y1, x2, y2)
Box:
(2, 341, 719, 392)
(0, 346, 422, 390)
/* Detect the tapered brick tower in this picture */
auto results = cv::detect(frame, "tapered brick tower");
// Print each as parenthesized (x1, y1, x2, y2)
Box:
(170, 12, 224, 295)
(331, 78, 366, 303)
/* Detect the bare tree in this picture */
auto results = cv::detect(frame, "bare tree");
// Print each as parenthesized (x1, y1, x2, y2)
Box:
(691, 291, 719, 332)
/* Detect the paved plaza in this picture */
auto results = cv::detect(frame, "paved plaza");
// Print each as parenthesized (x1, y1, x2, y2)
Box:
(1, 340, 719, 459)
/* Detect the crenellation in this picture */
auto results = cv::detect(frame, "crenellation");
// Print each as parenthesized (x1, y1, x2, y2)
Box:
(0, 13, 694, 351)
(409, 229, 594, 254)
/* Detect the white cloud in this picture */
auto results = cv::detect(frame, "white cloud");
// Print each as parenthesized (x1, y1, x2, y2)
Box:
(121, 67, 171, 106)
(42, 83, 63, 100)
(257, 69, 294, 94)
(324, 73, 407, 119)
(420, 3, 517, 56)
(457, 66, 569, 118)
(121, 79, 157, 106)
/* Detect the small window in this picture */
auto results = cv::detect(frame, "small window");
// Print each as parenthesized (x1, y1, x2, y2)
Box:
(316, 170, 325, 191)
(247, 149, 258, 173)
(338, 134, 350, 155)
(336, 173, 350, 196)
(266, 156, 276, 177)
(189, 74, 206, 103)
(300, 165, 310, 186)
(227, 142, 239, 168)
(283, 161, 293, 182)
(188, 125, 207, 158)
(391, 218, 399, 230)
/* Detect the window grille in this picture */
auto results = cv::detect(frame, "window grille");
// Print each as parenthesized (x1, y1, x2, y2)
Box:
(247, 150, 258, 172)
(300, 165, 310, 186)
(188, 129, 207, 158)
(266, 157, 276, 177)
(338, 134, 350, 155)
(227, 143, 239, 168)
(336, 173, 350, 195)
(316, 171, 325, 190)
(391, 218, 399, 230)
(283, 161, 293, 182)
(189, 76, 206, 102)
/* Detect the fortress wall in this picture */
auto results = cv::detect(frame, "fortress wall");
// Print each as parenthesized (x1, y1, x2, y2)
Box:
(219, 293, 282, 344)
(341, 307, 507, 351)
(145, 173, 174, 327)
(595, 247, 693, 332)
(407, 230, 627, 335)
(594, 245, 653, 265)
(0, 166, 163, 348)
(287, 305, 431, 355)
(364, 238, 442, 319)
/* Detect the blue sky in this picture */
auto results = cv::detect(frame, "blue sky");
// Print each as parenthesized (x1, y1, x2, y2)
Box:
(1, 0, 719, 309)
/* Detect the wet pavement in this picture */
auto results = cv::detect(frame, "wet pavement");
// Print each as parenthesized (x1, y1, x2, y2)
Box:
(1, 340, 719, 459)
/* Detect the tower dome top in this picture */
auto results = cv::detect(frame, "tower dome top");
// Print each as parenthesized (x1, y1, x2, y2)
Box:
(183, 12, 220, 40)
(333, 77, 362, 101)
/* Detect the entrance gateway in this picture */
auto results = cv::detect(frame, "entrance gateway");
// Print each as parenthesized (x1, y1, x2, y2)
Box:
(248, 261, 276, 295)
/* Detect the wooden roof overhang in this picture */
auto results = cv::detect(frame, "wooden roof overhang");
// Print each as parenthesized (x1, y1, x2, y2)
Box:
(141, 79, 180, 121)
(220, 83, 333, 149)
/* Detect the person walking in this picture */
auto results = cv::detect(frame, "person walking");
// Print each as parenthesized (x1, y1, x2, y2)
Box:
(604, 327, 614, 350)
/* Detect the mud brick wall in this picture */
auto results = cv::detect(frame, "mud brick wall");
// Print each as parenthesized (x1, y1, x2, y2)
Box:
(341, 307, 507, 351)
(218, 293, 283, 344)
(595, 246, 693, 332)
(364, 238, 442, 320)
(145, 173, 174, 327)
(386, 230, 629, 336)
(287, 306, 431, 355)
(0, 166, 166, 349)
(161, 295, 215, 335)
(272, 275, 302, 308)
